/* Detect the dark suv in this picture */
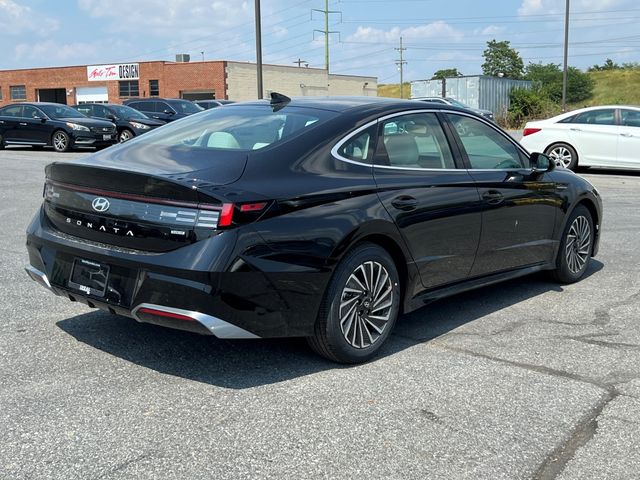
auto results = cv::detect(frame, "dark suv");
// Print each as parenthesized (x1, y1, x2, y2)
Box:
(73, 103, 165, 143)
(0, 102, 117, 152)
(124, 98, 203, 122)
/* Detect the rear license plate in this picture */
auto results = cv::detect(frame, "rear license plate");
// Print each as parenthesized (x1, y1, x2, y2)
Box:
(68, 258, 110, 297)
(103, 134, 112, 140)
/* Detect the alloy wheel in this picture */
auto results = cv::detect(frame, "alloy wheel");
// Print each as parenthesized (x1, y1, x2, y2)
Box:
(549, 146, 572, 168)
(53, 132, 67, 151)
(119, 130, 132, 143)
(565, 215, 591, 274)
(339, 261, 393, 349)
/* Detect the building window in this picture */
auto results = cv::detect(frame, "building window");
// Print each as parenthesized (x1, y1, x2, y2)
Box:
(10, 85, 26, 101)
(0, 87, 3, 101)
(119, 80, 139, 98)
(149, 80, 159, 96)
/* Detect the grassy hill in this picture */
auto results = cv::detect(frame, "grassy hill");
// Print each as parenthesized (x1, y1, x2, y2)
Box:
(571, 69, 640, 107)
(377, 83, 411, 99)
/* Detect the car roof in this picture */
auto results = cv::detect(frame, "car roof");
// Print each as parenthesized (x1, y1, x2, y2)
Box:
(234, 96, 471, 115)
(3, 102, 68, 107)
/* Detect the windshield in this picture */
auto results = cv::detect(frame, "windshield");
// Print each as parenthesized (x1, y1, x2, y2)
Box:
(129, 105, 337, 151)
(109, 105, 149, 120)
(446, 98, 470, 108)
(171, 101, 204, 115)
(41, 104, 87, 119)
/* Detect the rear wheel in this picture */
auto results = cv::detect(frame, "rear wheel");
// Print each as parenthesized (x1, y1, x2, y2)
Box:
(546, 142, 578, 170)
(551, 205, 593, 283)
(308, 243, 401, 363)
(118, 129, 134, 143)
(52, 131, 71, 152)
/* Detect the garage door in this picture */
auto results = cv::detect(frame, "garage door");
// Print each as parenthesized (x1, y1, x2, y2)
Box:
(76, 86, 108, 104)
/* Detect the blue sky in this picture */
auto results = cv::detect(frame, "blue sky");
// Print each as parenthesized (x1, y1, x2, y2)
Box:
(1, 0, 639, 83)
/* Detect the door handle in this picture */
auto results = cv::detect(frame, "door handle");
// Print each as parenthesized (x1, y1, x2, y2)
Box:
(482, 190, 504, 205)
(391, 195, 418, 211)
(620, 132, 634, 137)
(19, 122, 27, 126)
(569, 128, 582, 132)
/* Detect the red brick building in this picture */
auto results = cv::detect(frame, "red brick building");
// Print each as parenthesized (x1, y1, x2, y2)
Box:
(0, 60, 228, 105)
(0, 59, 377, 105)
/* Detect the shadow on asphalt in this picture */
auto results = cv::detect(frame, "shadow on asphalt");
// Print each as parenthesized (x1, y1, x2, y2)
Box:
(56, 260, 604, 389)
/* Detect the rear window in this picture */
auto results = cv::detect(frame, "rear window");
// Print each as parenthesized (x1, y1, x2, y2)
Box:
(130, 105, 337, 151)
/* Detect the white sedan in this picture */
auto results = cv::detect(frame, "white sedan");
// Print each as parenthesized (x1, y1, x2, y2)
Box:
(520, 105, 640, 170)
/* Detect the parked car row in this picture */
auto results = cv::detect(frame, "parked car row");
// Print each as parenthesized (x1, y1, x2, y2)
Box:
(0, 97, 234, 152)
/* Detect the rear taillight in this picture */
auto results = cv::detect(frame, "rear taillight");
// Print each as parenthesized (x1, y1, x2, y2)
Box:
(217, 202, 269, 228)
(523, 128, 541, 137)
(137, 307, 195, 322)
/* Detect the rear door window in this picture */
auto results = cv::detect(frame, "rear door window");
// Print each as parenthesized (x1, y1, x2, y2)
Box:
(621, 109, 640, 127)
(0, 105, 23, 117)
(378, 113, 455, 169)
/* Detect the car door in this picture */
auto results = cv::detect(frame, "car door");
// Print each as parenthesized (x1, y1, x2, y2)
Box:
(565, 108, 618, 166)
(372, 111, 482, 289)
(444, 112, 561, 276)
(617, 108, 640, 168)
(156, 102, 176, 121)
(21, 105, 51, 144)
(0, 105, 23, 142)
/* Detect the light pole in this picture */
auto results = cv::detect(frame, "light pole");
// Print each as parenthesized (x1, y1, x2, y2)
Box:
(562, 0, 570, 111)
(201, 51, 204, 62)
(255, 0, 263, 99)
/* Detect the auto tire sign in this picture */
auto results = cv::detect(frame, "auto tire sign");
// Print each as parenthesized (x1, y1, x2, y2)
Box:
(87, 64, 139, 81)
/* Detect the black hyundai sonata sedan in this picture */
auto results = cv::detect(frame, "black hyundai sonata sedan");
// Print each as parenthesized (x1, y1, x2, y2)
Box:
(25, 94, 602, 363)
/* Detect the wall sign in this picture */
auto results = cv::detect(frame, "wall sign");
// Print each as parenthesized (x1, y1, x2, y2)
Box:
(87, 63, 140, 81)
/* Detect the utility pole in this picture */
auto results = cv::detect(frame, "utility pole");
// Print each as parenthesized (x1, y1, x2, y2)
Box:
(255, 0, 263, 99)
(313, 0, 341, 72)
(395, 36, 407, 99)
(561, 0, 570, 111)
(293, 58, 307, 67)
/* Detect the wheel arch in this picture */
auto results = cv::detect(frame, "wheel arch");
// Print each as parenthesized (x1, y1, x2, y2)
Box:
(328, 221, 416, 313)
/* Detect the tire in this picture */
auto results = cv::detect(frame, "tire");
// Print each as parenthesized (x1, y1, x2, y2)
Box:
(118, 129, 134, 143)
(551, 205, 593, 284)
(307, 242, 401, 363)
(545, 142, 578, 170)
(52, 130, 71, 152)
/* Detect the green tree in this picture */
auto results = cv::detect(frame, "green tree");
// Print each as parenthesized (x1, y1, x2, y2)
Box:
(525, 62, 594, 103)
(431, 68, 462, 80)
(481, 40, 524, 79)
(588, 58, 619, 72)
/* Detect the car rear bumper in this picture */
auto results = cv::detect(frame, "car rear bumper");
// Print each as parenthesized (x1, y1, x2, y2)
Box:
(25, 207, 328, 339)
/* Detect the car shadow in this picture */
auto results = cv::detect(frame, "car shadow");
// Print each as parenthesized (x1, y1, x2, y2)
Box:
(577, 166, 640, 177)
(56, 260, 603, 390)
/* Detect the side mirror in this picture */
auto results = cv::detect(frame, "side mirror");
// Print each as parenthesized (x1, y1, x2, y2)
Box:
(530, 152, 555, 174)
(163, 109, 174, 115)
(37, 116, 46, 123)
(107, 114, 117, 121)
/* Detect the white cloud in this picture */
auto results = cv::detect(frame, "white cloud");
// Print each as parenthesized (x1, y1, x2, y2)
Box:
(14, 40, 99, 63)
(518, 0, 630, 15)
(479, 25, 506, 36)
(0, 0, 59, 34)
(347, 21, 463, 44)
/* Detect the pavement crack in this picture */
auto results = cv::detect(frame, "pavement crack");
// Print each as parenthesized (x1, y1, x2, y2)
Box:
(592, 290, 640, 326)
(431, 343, 609, 390)
(91, 452, 152, 479)
(566, 334, 640, 352)
(531, 388, 619, 480)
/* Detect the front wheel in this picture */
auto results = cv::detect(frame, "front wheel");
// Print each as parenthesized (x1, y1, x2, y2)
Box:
(308, 243, 401, 363)
(52, 131, 71, 152)
(546, 143, 578, 170)
(551, 205, 593, 284)
(118, 129, 134, 143)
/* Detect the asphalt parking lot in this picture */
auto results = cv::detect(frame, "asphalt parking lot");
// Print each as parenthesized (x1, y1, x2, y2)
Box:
(1, 147, 639, 480)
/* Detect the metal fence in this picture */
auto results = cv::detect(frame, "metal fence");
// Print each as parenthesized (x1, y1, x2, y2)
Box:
(410, 75, 532, 117)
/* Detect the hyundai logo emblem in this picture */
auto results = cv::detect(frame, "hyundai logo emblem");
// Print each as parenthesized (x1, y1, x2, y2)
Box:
(91, 197, 110, 212)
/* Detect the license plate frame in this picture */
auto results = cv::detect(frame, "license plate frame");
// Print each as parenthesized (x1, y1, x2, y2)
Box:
(103, 134, 112, 141)
(68, 258, 110, 297)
